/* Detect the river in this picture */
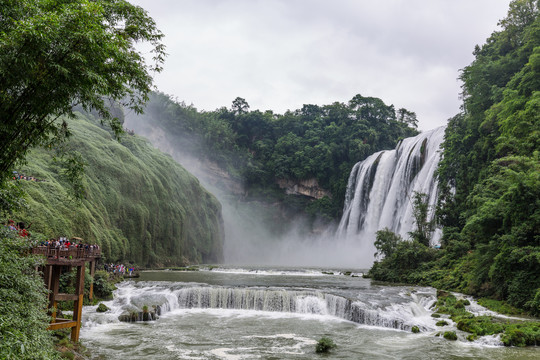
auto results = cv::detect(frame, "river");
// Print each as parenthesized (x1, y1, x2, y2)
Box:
(80, 267, 539, 359)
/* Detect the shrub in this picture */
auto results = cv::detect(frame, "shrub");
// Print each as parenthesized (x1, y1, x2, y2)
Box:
(0, 230, 58, 359)
(142, 305, 149, 321)
(456, 316, 504, 336)
(93, 270, 115, 300)
(443, 331, 457, 341)
(96, 303, 110, 313)
(315, 337, 337, 353)
(501, 324, 540, 347)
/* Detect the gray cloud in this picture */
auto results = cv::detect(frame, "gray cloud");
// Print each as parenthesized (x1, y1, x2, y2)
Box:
(131, 0, 511, 130)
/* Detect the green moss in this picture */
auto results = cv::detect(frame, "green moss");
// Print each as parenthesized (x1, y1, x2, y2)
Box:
(436, 320, 449, 326)
(411, 326, 420, 333)
(433, 291, 472, 321)
(16, 114, 224, 267)
(60, 352, 75, 360)
(443, 331, 457, 341)
(477, 298, 524, 316)
(456, 316, 504, 336)
(96, 303, 109, 313)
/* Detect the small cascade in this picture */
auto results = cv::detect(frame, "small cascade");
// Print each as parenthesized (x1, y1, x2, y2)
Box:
(176, 286, 435, 331)
(337, 126, 446, 248)
(175, 286, 434, 331)
(88, 282, 436, 332)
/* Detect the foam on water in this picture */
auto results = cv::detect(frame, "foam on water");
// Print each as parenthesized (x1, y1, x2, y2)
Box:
(80, 271, 540, 359)
(203, 267, 327, 277)
(83, 280, 438, 333)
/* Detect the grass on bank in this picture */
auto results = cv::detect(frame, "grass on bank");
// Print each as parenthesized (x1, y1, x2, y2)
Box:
(433, 290, 540, 346)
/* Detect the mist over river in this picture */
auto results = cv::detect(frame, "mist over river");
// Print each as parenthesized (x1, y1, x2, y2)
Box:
(80, 268, 538, 359)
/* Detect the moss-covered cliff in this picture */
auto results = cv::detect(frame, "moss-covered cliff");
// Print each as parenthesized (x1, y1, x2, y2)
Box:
(14, 113, 224, 266)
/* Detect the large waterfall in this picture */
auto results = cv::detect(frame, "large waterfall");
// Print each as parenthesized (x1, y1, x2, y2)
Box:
(337, 126, 446, 250)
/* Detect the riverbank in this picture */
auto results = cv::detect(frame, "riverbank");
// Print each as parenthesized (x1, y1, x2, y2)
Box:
(433, 290, 539, 347)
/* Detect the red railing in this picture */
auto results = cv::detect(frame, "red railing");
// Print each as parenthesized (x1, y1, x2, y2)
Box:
(32, 246, 101, 259)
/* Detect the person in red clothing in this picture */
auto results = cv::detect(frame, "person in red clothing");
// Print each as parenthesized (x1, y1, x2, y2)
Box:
(17, 221, 30, 237)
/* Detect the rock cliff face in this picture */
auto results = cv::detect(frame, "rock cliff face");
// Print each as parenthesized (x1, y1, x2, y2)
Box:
(276, 178, 332, 199)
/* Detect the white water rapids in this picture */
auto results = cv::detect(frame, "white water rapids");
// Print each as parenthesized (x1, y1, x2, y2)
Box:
(80, 269, 538, 359)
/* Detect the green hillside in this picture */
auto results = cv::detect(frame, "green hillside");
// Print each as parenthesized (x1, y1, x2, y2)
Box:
(14, 113, 223, 267)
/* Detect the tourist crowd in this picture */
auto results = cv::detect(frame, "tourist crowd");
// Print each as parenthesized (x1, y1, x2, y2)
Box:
(39, 237, 100, 252)
(11, 171, 46, 182)
(104, 263, 135, 276)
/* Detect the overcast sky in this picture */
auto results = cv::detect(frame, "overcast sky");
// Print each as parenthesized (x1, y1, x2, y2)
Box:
(130, 0, 511, 130)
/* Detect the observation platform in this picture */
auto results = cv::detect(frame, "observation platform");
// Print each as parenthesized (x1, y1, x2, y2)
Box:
(32, 245, 101, 342)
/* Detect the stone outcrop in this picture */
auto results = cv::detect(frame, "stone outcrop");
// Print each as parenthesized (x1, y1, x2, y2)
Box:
(276, 178, 331, 200)
(118, 305, 161, 322)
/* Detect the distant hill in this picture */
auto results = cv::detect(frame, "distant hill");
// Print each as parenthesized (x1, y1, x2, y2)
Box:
(14, 112, 223, 267)
(125, 92, 418, 224)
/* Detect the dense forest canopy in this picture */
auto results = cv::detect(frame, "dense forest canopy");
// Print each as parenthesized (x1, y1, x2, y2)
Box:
(131, 92, 419, 219)
(370, 0, 540, 316)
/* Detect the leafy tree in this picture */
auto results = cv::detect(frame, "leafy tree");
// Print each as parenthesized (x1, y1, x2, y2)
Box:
(0, 0, 165, 187)
(0, 182, 26, 217)
(367, 240, 437, 283)
(374, 228, 402, 259)
(409, 192, 435, 247)
(397, 108, 418, 129)
(231, 97, 250, 115)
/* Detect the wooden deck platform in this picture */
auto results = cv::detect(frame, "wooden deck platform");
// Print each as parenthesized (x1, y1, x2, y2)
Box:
(33, 246, 101, 342)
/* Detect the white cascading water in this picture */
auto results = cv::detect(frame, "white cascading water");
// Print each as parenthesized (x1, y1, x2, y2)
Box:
(83, 281, 436, 332)
(336, 126, 446, 251)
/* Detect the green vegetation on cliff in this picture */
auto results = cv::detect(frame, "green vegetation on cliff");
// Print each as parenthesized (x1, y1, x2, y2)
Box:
(369, 0, 540, 316)
(15, 113, 223, 266)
